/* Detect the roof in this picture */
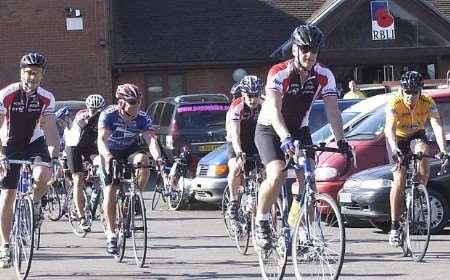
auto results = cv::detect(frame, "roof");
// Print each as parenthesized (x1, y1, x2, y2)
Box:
(112, 0, 328, 68)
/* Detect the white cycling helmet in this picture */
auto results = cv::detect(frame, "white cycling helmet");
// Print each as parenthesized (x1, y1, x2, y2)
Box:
(85, 94, 105, 109)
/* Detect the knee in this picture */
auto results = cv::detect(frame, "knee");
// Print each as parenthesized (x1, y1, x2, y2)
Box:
(133, 153, 149, 164)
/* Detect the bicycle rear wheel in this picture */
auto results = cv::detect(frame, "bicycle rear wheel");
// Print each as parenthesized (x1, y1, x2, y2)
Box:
(131, 192, 148, 267)
(115, 195, 128, 262)
(256, 202, 286, 280)
(293, 193, 345, 280)
(44, 184, 62, 221)
(168, 175, 185, 211)
(12, 196, 35, 280)
(406, 184, 431, 262)
(68, 190, 89, 238)
(151, 174, 165, 210)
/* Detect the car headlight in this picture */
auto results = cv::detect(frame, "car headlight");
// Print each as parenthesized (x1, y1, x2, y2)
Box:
(314, 167, 338, 181)
(343, 179, 361, 190)
(206, 164, 228, 177)
(361, 179, 392, 189)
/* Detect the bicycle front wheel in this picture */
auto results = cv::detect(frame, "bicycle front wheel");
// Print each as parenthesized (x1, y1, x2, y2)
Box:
(234, 192, 252, 255)
(168, 175, 185, 211)
(293, 193, 345, 280)
(67, 190, 88, 238)
(151, 174, 165, 210)
(131, 192, 148, 267)
(12, 196, 35, 280)
(115, 195, 129, 262)
(44, 184, 62, 221)
(406, 184, 431, 262)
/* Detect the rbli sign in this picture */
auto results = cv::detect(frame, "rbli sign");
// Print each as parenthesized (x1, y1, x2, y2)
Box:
(371, 1, 395, 41)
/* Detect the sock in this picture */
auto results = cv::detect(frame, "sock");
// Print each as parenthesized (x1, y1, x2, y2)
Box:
(255, 211, 270, 222)
(391, 221, 400, 231)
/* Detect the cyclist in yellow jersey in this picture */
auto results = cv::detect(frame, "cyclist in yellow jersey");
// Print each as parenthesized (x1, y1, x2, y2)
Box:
(385, 71, 449, 247)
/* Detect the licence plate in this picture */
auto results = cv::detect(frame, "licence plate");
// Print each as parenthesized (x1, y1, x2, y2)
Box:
(198, 144, 220, 152)
(339, 192, 352, 203)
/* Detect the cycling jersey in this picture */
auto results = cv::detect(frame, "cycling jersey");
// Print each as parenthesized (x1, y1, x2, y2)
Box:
(258, 60, 337, 131)
(226, 97, 261, 144)
(65, 109, 101, 147)
(98, 105, 153, 150)
(385, 93, 438, 138)
(0, 82, 55, 146)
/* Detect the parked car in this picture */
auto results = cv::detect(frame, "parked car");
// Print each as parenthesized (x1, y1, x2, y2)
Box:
(192, 98, 362, 205)
(146, 94, 230, 159)
(312, 94, 393, 144)
(314, 89, 450, 201)
(338, 159, 450, 233)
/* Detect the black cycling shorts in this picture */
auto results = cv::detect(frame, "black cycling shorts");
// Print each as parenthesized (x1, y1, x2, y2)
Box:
(65, 145, 98, 173)
(99, 144, 146, 186)
(254, 124, 313, 166)
(0, 137, 51, 190)
(397, 129, 428, 166)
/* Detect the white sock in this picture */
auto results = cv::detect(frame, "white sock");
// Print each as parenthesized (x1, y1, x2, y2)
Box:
(255, 211, 270, 222)
(106, 232, 116, 240)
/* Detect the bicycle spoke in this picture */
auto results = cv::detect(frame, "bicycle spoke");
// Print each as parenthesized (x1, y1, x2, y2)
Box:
(131, 193, 147, 267)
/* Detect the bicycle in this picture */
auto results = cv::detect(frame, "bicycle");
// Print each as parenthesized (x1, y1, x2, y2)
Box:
(391, 151, 446, 262)
(112, 159, 150, 267)
(151, 152, 190, 211)
(8, 159, 38, 280)
(68, 160, 104, 237)
(222, 154, 264, 255)
(256, 141, 353, 280)
(47, 154, 71, 221)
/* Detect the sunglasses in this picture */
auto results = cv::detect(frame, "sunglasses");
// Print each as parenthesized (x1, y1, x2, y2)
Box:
(404, 90, 419, 96)
(123, 98, 139, 105)
(298, 45, 319, 54)
(245, 94, 259, 98)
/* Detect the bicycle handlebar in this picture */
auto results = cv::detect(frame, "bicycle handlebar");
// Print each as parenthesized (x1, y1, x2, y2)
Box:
(391, 152, 448, 175)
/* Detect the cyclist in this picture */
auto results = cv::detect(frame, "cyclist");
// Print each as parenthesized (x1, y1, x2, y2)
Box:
(56, 106, 71, 151)
(0, 52, 60, 268)
(253, 25, 349, 250)
(65, 94, 105, 231)
(98, 83, 161, 255)
(226, 75, 263, 224)
(385, 71, 449, 247)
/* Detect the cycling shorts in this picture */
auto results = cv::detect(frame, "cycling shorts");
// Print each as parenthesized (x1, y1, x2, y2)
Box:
(65, 145, 98, 173)
(397, 129, 428, 167)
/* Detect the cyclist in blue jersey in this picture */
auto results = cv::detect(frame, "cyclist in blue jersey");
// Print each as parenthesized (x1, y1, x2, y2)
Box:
(98, 83, 161, 255)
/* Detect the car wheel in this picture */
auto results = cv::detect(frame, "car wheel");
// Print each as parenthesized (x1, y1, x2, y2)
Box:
(428, 189, 449, 234)
(369, 220, 390, 233)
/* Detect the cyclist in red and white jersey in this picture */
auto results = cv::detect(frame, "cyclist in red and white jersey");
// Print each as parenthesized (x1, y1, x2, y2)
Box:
(65, 94, 105, 231)
(0, 53, 60, 267)
(253, 25, 350, 249)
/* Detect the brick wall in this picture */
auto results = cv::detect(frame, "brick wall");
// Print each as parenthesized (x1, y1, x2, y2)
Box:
(0, 0, 112, 104)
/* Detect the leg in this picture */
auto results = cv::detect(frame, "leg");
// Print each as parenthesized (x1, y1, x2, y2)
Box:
(227, 157, 242, 221)
(131, 153, 150, 192)
(257, 160, 286, 215)
(72, 172, 86, 217)
(389, 168, 406, 246)
(415, 141, 430, 185)
(0, 189, 17, 246)
(32, 165, 52, 201)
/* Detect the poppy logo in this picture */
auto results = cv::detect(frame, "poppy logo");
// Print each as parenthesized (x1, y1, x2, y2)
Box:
(371, 1, 395, 40)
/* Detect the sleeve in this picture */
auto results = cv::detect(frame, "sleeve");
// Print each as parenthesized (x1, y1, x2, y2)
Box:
(98, 111, 112, 130)
(0, 87, 7, 115)
(385, 99, 397, 125)
(265, 65, 286, 95)
(228, 100, 242, 122)
(140, 112, 154, 131)
(43, 93, 56, 115)
(428, 98, 439, 116)
(318, 68, 337, 98)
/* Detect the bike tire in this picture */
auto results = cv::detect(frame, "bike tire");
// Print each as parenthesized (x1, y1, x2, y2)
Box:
(151, 174, 164, 210)
(67, 190, 88, 238)
(257, 202, 286, 280)
(168, 175, 185, 211)
(234, 191, 251, 255)
(131, 192, 148, 267)
(115, 195, 128, 262)
(406, 184, 431, 262)
(45, 184, 63, 221)
(222, 185, 235, 240)
(13, 196, 35, 280)
(293, 193, 345, 280)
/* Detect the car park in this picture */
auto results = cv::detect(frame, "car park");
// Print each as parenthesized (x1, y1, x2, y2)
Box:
(191, 98, 362, 205)
(338, 159, 450, 234)
(314, 89, 450, 201)
(146, 94, 230, 159)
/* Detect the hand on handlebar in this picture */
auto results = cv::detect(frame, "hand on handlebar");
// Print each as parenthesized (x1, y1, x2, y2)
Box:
(391, 148, 404, 164)
(280, 137, 295, 156)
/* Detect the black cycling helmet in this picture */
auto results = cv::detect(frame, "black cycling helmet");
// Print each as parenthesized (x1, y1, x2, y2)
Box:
(400, 71, 424, 91)
(20, 52, 47, 69)
(291, 25, 325, 49)
(239, 75, 264, 96)
(230, 82, 242, 99)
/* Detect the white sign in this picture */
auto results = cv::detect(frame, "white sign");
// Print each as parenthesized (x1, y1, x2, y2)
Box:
(370, 1, 395, 41)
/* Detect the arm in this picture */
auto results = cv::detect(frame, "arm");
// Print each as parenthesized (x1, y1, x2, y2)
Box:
(385, 108, 399, 153)
(0, 114, 4, 156)
(229, 120, 243, 155)
(323, 95, 344, 141)
(43, 113, 60, 158)
(75, 111, 89, 129)
(266, 90, 291, 140)
(430, 112, 447, 153)
(97, 129, 112, 157)
(143, 130, 161, 161)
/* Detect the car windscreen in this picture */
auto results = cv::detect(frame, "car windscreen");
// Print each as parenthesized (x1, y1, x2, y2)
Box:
(345, 107, 386, 140)
(312, 111, 359, 143)
(175, 104, 229, 130)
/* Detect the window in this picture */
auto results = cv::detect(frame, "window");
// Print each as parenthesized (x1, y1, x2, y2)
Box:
(152, 102, 164, 126)
(160, 103, 175, 126)
(145, 73, 186, 103)
(168, 75, 184, 96)
(145, 75, 164, 106)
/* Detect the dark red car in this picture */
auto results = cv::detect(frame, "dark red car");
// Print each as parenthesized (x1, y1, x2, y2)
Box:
(314, 89, 450, 200)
